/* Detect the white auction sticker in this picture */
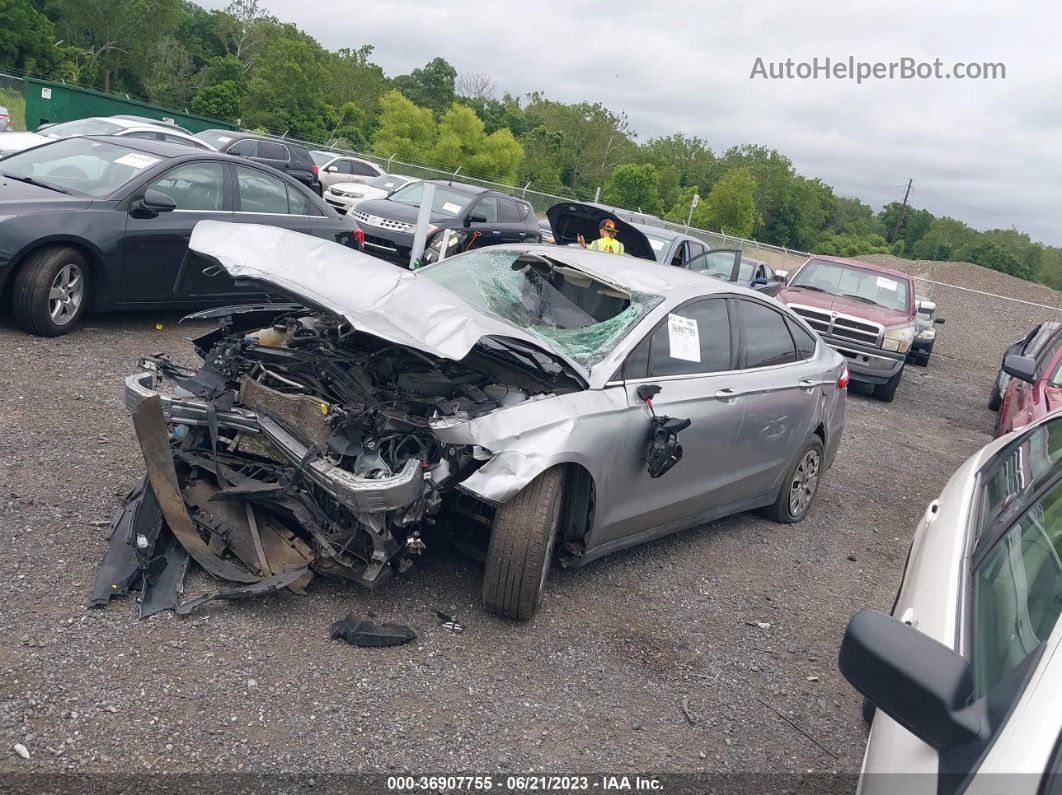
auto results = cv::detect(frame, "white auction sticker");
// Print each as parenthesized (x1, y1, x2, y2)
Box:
(442, 202, 462, 214)
(876, 276, 898, 291)
(668, 313, 700, 362)
(114, 153, 161, 170)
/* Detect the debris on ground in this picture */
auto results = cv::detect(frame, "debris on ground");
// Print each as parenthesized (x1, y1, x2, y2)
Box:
(330, 612, 417, 647)
(435, 610, 465, 634)
(13, 743, 29, 760)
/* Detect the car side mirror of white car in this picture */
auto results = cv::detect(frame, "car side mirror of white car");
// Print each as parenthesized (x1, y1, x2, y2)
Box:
(325, 165, 338, 173)
(1002, 354, 1036, 384)
(839, 610, 982, 751)
(773, 269, 788, 282)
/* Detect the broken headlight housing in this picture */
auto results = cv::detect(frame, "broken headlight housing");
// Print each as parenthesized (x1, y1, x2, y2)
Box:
(882, 324, 916, 353)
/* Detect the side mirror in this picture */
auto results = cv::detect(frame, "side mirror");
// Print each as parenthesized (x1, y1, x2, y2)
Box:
(132, 188, 177, 217)
(467, 213, 488, 226)
(325, 165, 338, 173)
(773, 269, 788, 282)
(1002, 354, 1036, 384)
(754, 276, 769, 286)
(839, 610, 981, 751)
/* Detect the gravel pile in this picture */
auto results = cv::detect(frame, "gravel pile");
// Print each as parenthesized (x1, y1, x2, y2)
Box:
(0, 310, 999, 779)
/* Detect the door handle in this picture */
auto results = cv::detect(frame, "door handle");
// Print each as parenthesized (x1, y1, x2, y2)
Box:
(491, 229, 501, 235)
(715, 388, 740, 400)
(799, 379, 817, 389)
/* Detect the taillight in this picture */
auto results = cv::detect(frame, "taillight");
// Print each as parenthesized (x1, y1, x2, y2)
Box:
(837, 366, 850, 389)
(353, 228, 365, 247)
(312, 164, 319, 176)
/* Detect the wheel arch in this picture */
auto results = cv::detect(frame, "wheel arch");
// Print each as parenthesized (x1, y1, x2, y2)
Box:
(2, 237, 110, 312)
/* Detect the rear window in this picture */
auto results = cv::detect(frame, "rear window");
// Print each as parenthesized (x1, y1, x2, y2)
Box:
(256, 141, 289, 161)
(388, 182, 474, 217)
(194, 130, 237, 149)
(42, 118, 123, 137)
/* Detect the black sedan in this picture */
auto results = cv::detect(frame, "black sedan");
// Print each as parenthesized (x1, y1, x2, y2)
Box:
(0, 136, 361, 335)
(350, 179, 539, 264)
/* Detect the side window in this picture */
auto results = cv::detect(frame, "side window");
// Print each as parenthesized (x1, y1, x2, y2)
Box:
(146, 162, 224, 211)
(123, 130, 161, 141)
(350, 160, 377, 176)
(228, 139, 257, 156)
(236, 166, 289, 214)
(472, 197, 499, 223)
(287, 185, 310, 215)
(162, 133, 200, 148)
(670, 242, 686, 267)
(971, 478, 1062, 697)
(256, 141, 289, 161)
(686, 241, 707, 261)
(646, 298, 732, 377)
(738, 299, 798, 368)
(623, 336, 650, 380)
(498, 198, 523, 223)
(329, 159, 351, 174)
(786, 317, 817, 360)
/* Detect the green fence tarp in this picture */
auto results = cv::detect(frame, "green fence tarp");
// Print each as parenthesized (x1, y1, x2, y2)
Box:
(23, 78, 236, 134)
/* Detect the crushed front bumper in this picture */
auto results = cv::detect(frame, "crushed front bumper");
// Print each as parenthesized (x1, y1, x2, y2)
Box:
(125, 371, 424, 514)
(820, 336, 905, 385)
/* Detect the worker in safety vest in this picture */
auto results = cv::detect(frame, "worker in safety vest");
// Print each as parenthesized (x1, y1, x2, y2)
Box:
(578, 219, 625, 254)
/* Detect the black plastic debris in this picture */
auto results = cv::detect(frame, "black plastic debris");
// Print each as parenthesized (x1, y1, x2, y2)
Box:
(175, 566, 309, 615)
(330, 613, 416, 648)
(435, 610, 465, 634)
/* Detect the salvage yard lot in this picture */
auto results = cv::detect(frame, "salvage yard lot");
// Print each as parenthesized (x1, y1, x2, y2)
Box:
(0, 311, 994, 774)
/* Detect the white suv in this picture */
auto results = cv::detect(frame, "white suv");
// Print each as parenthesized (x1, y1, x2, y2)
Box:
(840, 410, 1062, 794)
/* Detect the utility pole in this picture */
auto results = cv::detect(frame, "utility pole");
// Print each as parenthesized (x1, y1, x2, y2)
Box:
(889, 179, 913, 245)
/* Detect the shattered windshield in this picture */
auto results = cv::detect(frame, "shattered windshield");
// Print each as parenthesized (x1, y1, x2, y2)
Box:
(418, 249, 662, 367)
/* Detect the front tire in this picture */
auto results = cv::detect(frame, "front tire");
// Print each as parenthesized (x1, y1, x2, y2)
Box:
(482, 466, 564, 621)
(761, 437, 824, 524)
(873, 366, 904, 402)
(12, 246, 89, 336)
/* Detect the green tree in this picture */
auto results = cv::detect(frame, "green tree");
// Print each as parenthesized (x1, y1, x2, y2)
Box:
(954, 237, 1032, 280)
(910, 216, 974, 260)
(815, 233, 890, 257)
(515, 125, 565, 194)
(879, 203, 933, 250)
(429, 103, 523, 182)
(241, 34, 329, 139)
(602, 163, 662, 213)
(0, 0, 63, 75)
(700, 167, 759, 237)
(393, 57, 456, 114)
(370, 90, 436, 162)
(641, 134, 716, 191)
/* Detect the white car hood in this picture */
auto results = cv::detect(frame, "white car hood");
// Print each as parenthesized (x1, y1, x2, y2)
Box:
(188, 221, 589, 380)
(0, 131, 51, 153)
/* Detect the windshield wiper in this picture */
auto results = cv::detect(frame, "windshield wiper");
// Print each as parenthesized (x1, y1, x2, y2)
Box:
(790, 283, 829, 294)
(2, 173, 70, 195)
(840, 293, 885, 307)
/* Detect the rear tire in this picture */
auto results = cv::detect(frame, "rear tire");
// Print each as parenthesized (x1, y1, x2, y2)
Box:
(12, 246, 89, 336)
(482, 466, 564, 621)
(761, 437, 824, 524)
(873, 366, 904, 402)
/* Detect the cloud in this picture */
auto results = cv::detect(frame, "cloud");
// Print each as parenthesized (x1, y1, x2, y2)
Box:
(199, 0, 1062, 245)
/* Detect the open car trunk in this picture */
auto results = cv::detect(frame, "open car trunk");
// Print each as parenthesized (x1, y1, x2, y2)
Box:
(546, 202, 656, 261)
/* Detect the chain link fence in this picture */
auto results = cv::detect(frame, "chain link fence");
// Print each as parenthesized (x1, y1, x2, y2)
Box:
(0, 72, 25, 131)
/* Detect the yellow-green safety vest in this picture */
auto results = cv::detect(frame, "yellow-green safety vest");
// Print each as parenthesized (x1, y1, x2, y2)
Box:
(588, 237, 625, 255)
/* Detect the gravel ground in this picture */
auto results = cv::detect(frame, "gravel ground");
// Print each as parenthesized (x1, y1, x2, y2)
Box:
(0, 310, 998, 780)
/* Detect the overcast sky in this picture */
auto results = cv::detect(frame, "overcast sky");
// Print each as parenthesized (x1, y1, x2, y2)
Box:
(202, 0, 1062, 245)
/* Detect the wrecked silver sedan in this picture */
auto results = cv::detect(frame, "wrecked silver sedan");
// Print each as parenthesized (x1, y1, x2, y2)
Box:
(91, 222, 847, 621)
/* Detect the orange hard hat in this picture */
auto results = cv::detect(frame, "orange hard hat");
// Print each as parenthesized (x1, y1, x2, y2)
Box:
(599, 219, 618, 232)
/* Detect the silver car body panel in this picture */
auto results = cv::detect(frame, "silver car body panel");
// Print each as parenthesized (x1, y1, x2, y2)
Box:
(176, 223, 846, 561)
(859, 412, 1062, 791)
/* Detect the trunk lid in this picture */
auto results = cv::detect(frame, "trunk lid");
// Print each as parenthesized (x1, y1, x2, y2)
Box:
(546, 202, 656, 261)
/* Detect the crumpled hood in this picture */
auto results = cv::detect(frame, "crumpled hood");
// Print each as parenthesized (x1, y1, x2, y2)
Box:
(188, 221, 589, 379)
(778, 286, 912, 327)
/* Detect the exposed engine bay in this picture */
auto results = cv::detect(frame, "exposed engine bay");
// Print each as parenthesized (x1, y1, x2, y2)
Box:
(88, 305, 582, 616)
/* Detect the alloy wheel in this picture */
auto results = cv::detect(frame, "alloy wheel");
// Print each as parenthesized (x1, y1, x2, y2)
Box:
(48, 263, 84, 326)
(788, 449, 821, 517)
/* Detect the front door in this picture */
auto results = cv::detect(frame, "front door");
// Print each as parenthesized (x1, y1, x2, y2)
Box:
(120, 161, 232, 303)
(591, 297, 745, 546)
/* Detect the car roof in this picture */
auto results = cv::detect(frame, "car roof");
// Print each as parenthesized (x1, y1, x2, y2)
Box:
(81, 134, 193, 157)
(630, 222, 682, 241)
(199, 129, 308, 148)
(805, 254, 912, 281)
(112, 115, 193, 134)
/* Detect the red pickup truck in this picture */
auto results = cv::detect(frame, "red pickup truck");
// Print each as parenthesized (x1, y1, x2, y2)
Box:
(776, 255, 917, 402)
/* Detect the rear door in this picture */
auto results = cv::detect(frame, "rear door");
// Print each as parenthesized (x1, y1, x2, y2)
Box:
(120, 160, 232, 303)
(592, 297, 744, 544)
(498, 197, 535, 243)
(721, 298, 820, 506)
